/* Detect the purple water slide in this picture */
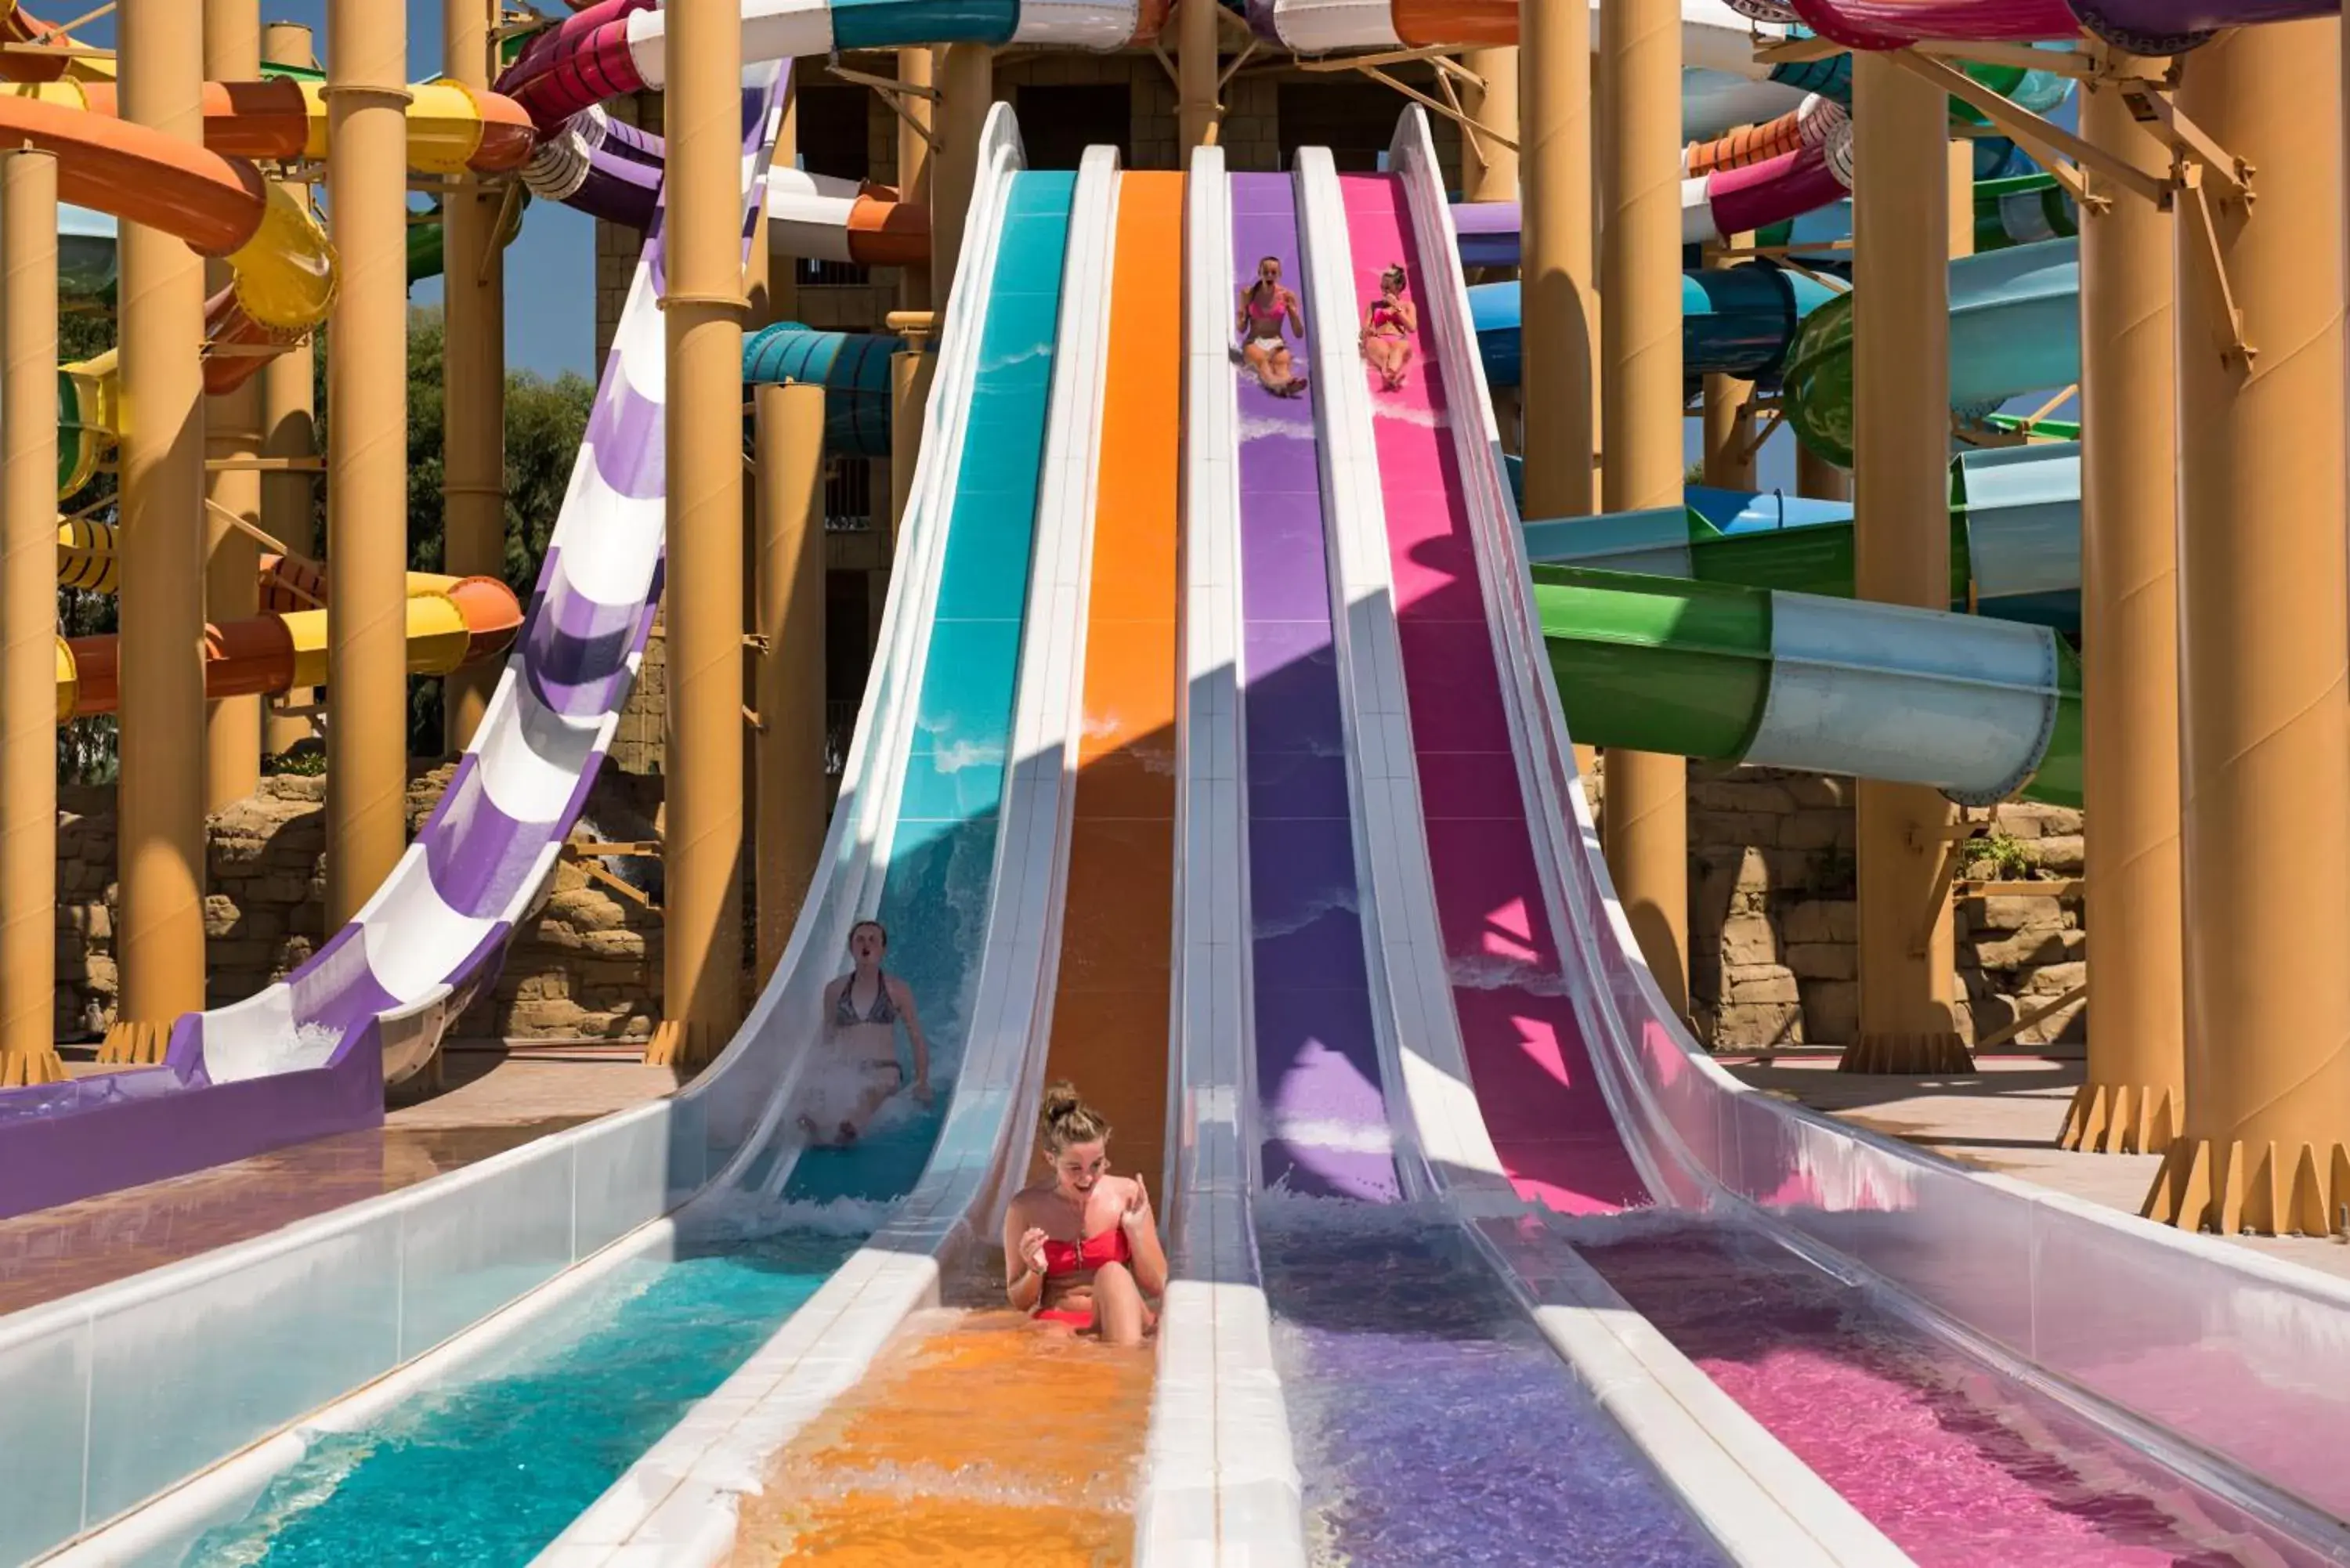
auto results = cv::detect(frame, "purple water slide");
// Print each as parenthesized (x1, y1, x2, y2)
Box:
(1764, 0, 2303, 52)
(0, 67, 791, 1225)
(1232, 174, 1400, 1204)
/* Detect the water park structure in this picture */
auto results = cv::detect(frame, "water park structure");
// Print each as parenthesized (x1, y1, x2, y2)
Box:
(6, 0, 2350, 1563)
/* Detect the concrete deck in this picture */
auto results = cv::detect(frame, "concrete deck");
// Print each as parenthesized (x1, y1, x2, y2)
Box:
(0, 1046, 678, 1317)
(1725, 1053, 2350, 1285)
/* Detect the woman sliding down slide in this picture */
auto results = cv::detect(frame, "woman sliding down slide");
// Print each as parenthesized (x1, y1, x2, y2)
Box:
(1003, 1082, 1168, 1346)
(798, 919, 931, 1146)
(1237, 254, 1308, 397)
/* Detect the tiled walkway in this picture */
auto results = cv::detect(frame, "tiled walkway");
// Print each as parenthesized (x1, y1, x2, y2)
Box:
(1726, 1053, 2350, 1284)
(0, 1048, 678, 1315)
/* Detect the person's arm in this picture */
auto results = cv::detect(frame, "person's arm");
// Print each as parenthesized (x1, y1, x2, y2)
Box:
(1397, 298, 1418, 332)
(1005, 1201, 1049, 1310)
(1235, 286, 1250, 338)
(1359, 304, 1377, 343)
(819, 977, 844, 1038)
(894, 978, 931, 1103)
(1119, 1176, 1170, 1297)
(1283, 288, 1304, 335)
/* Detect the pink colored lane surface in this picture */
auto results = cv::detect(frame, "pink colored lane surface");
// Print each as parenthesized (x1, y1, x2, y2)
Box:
(1337, 173, 1645, 1216)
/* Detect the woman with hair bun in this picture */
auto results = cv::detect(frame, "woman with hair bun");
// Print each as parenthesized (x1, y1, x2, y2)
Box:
(1002, 1081, 1167, 1345)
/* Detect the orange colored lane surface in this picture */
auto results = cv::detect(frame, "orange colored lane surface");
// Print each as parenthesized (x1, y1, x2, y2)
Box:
(734, 1310, 1154, 1566)
(1033, 169, 1185, 1198)
(728, 173, 1184, 1566)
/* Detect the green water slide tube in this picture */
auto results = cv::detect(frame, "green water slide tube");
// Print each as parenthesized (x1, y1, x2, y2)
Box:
(1781, 236, 2079, 468)
(1523, 441, 2084, 631)
(1535, 565, 2082, 807)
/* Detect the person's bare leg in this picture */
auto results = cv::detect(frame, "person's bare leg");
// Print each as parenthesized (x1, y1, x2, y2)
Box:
(1394, 341, 1413, 388)
(1243, 341, 1275, 391)
(1089, 1261, 1148, 1346)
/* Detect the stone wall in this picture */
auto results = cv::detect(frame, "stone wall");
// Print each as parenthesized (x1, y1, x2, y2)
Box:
(53, 768, 669, 1045)
(1668, 765, 2087, 1053)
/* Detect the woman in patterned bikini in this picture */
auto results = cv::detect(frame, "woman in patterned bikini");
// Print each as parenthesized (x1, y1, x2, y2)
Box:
(800, 919, 931, 1146)
(1237, 253, 1308, 396)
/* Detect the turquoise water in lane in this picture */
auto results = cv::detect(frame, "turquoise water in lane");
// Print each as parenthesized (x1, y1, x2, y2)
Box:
(185, 1234, 854, 1568)
(182, 172, 1083, 1566)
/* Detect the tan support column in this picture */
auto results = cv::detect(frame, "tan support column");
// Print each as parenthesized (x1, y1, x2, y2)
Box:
(754, 384, 827, 986)
(649, 0, 748, 1070)
(1180, 0, 1220, 151)
(442, 0, 507, 753)
(2060, 60, 2182, 1155)
(324, 0, 413, 927)
(770, 63, 799, 324)
(1521, 0, 1593, 522)
(1949, 138, 1976, 257)
(1701, 237, 1756, 489)
(107, 0, 209, 1062)
(1795, 443, 1849, 501)
(1840, 56, 1964, 1074)
(1, 149, 62, 1085)
(202, 0, 263, 811)
(898, 47, 935, 310)
(2145, 20, 2350, 1236)
(261, 21, 320, 758)
(932, 44, 992, 313)
(1595, 0, 1686, 1012)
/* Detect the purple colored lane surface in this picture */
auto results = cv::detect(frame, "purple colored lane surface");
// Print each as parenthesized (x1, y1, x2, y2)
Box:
(1232, 172, 1398, 1205)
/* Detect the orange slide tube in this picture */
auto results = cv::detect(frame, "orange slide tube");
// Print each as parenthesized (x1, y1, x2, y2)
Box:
(55, 574, 521, 721)
(33, 76, 537, 174)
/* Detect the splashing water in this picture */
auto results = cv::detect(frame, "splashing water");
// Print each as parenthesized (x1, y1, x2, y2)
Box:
(184, 1231, 857, 1567)
(1255, 1197, 1724, 1567)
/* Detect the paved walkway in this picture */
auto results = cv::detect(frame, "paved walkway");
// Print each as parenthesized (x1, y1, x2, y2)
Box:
(1725, 1053, 2350, 1285)
(0, 1048, 678, 1317)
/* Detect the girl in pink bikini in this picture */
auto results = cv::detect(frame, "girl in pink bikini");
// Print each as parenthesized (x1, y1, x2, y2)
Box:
(1361, 262, 1417, 392)
(1236, 254, 1308, 397)
(1003, 1081, 1167, 1346)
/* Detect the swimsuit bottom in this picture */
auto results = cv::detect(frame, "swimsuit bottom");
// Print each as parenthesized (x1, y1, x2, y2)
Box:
(1249, 334, 1286, 352)
(1035, 1304, 1095, 1329)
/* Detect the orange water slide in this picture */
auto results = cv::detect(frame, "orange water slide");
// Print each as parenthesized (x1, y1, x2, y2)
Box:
(55, 573, 521, 721)
(1032, 169, 1186, 1198)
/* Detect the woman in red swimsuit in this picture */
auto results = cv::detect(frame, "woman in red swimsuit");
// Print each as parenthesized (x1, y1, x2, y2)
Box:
(1002, 1081, 1168, 1346)
(1360, 262, 1416, 392)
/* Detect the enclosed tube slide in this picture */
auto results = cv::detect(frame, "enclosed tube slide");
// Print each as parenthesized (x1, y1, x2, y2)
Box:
(1783, 233, 2077, 467)
(1727, 0, 2318, 60)
(0, 65, 793, 1227)
(1523, 440, 2084, 630)
(1243, 0, 1785, 62)
(742, 320, 898, 458)
(1, 74, 535, 174)
(54, 575, 522, 722)
(1470, 262, 1843, 389)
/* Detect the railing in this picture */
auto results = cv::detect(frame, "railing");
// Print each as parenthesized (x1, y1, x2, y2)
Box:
(795, 257, 871, 287)
(824, 455, 874, 531)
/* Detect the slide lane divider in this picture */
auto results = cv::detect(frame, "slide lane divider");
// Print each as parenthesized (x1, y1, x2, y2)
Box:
(1133, 142, 1309, 1568)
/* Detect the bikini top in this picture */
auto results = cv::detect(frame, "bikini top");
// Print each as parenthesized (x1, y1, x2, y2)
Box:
(1369, 298, 1405, 328)
(1246, 285, 1289, 324)
(1040, 1226, 1133, 1277)
(832, 970, 898, 1028)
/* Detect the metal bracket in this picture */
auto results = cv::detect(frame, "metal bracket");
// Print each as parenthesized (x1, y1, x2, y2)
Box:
(1890, 51, 2148, 210)
(2116, 80, 2252, 201)
(2180, 170, 2255, 368)
(827, 62, 940, 154)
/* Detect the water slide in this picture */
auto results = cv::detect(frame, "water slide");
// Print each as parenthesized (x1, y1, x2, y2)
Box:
(1738, 0, 2319, 56)
(1345, 101, 2350, 1566)
(0, 66, 790, 1226)
(1524, 439, 2084, 630)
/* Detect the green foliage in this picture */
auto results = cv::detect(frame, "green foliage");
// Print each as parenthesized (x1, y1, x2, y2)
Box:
(1967, 829, 2035, 881)
(262, 747, 328, 776)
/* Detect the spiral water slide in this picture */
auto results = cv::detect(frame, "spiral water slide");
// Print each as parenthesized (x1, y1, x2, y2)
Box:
(1344, 101, 2350, 1564)
(0, 63, 792, 1225)
(1732, 0, 2319, 57)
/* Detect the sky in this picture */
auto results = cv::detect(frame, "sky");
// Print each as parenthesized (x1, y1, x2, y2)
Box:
(75, 0, 596, 378)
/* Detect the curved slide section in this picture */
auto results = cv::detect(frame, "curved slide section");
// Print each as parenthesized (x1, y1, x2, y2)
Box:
(0, 67, 790, 1227)
(1783, 235, 2076, 467)
(1406, 99, 2350, 1566)
(1471, 262, 1842, 389)
(1751, 0, 2312, 56)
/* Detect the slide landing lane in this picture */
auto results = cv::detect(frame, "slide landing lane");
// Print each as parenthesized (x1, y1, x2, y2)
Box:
(1231, 170, 1398, 1204)
(1337, 172, 1645, 1215)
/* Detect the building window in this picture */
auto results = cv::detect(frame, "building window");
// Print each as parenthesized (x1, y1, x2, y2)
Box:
(795, 84, 872, 286)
